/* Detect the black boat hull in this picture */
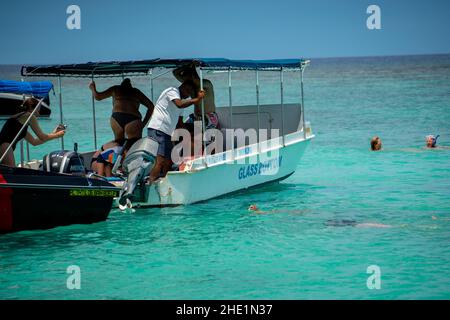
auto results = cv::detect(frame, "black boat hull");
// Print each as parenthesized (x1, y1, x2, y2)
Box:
(0, 165, 119, 233)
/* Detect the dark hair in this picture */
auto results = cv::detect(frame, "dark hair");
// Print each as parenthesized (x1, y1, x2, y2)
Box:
(19, 97, 38, 112)
(179, 80, 197, 96)
(370, 136, 381, 151)
(120, 78, 132, 89)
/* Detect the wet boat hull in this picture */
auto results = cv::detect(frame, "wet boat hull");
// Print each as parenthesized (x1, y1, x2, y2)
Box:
(0, 165, 119, 233)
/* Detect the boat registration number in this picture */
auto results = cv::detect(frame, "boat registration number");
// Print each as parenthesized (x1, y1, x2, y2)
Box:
(69, 189, 119, 197)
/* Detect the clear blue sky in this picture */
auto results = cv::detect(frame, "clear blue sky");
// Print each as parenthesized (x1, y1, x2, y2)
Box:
(1, 0, 449, 64)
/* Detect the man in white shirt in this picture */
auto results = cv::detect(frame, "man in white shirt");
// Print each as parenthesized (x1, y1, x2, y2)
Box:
(147, 80, 204, 183)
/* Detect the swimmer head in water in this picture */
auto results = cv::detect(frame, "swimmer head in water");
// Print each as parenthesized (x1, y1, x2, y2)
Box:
(370, 136, 382, 151)
(248, 204, 259, 212)
(426, 135, 439, 148)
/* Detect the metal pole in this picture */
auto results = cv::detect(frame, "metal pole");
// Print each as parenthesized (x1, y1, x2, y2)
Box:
(199, 68, 207, 166)
(300, 67, 306, 139)
(150, 69, 154, 101)
(91, 74, 98, 150)
(58, 76, 64, 149)
(280, 68, 285, 146)
(20, 140, 24, 167)
(228, 67, 234, 160)
(0, 98, 45, 163)
(26, 141, 30, 162)
(256, 69, 261, 152)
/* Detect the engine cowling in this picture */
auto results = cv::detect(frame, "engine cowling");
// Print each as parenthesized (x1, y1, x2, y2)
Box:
(118, 137, 159, 206)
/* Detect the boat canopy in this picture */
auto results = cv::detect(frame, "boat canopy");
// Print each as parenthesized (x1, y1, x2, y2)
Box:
(21, 58, 308, 78)
(0, 80, 53, 97)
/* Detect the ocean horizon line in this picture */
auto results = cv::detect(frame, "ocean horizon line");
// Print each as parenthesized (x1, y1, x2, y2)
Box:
(1, 52, 450, 67)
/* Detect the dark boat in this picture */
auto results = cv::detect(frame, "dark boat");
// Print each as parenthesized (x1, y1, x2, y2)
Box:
(0, 80, 53, 119)
(0, 164, 119, 233)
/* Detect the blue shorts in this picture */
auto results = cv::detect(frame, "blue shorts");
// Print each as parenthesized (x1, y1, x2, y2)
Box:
(148, 128, 173, 158)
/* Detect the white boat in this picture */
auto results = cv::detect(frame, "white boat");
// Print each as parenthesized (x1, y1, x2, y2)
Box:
(21, 58, 314, 207)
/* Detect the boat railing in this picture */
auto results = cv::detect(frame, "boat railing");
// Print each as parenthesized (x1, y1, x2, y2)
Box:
(20, 59, 310, 169)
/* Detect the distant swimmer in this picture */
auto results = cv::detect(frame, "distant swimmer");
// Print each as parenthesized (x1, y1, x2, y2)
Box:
(425, 135, 450, 149)
(248, 204, 306, 215)
(370, 136, 382, 151)
(432, 216, 450, 221)
(426, 135, 439, 148)
(325, 219, 391, 228)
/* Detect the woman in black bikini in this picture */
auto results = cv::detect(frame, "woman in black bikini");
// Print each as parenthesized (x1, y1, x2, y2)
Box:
(89, 78, 154, 149)
(0, 98, 66, 166)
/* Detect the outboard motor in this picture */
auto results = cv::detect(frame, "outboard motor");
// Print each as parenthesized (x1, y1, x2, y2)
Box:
(43, 150, 85, 175)
(118, 137, 159, 208)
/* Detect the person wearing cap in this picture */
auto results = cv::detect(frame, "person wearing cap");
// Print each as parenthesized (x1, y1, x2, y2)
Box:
(147, 80, 205, 183)
(173, 64, 220, 141)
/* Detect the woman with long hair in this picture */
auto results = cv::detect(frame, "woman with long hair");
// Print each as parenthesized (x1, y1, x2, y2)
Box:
(0, 97, 65, 166)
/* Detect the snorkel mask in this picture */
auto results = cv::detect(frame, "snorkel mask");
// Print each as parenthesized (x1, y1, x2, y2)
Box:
(426, 135, 440, 148)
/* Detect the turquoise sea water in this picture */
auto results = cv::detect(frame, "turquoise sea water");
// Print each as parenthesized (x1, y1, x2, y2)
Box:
(0, 55, 449, 299)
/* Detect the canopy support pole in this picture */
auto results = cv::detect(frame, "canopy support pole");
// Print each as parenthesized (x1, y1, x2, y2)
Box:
(149, 69, 154, 101)
(58, 76, 64, 149)
(228, 67, 234, 160)
(20, 141, 24, 167)
(280, 67, 285, 146)
(91, 74, 98, 150)
(256, 69, 261, 153)
(300, 67, 306, 139)
(26, 141, 30, 162)
(199, 68, 207, 167)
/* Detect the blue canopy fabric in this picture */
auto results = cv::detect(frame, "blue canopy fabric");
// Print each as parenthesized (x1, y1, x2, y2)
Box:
(0, 80, 53, 97)
(22, 58, 307, 78)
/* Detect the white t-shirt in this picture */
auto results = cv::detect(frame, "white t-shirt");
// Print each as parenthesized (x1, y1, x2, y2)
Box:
(147, 87, 184, 136)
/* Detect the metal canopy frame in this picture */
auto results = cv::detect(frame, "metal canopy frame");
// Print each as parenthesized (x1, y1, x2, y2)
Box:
(20, 58, 310, 157)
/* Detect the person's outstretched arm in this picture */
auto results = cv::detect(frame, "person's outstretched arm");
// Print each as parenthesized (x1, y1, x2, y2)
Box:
(173, 90, 205, 109)
(25, 116, 65, 146)
(89, 81, 115, 101)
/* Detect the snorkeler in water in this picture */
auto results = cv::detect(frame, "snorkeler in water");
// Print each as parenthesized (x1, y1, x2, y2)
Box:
(247, 204, 306, 215)
(324, 219, 392, 228)
(426, 135, 439, 148)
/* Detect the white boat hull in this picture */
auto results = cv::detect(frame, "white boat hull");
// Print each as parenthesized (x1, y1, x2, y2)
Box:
(120, 129, 314, 207)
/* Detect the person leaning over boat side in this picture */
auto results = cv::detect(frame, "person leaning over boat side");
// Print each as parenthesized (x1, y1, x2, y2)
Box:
(89, 78, 155, 150)
(0, 97, 65, 166)
(147, 80, 205, 183)
(90, 140, 123, 177)
(173, 64, 220, 132)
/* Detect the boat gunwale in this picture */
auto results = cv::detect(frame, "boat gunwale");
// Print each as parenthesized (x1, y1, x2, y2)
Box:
(167, 129, 314, 175)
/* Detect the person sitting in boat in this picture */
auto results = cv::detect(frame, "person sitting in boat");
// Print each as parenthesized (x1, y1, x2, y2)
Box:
(173, 64, 220, 133)
(370, 136, 382, 151)
(147, 80, 204, 183)
(90, 140, 123, 177)
(89, 78, 155, 151)
(0, 97, 65, 166)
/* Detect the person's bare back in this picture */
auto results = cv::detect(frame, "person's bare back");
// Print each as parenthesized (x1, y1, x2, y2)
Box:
(112, 86, 142, 118)
(89, 78, 155, 142)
